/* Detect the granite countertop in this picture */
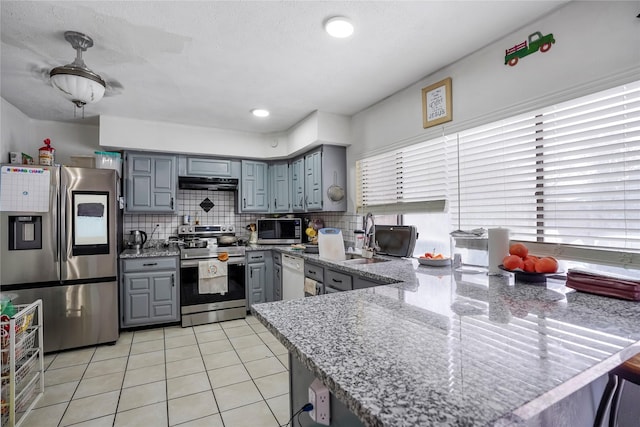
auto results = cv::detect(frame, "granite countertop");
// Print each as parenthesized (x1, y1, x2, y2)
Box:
(119, 242, 181, 258)
(252, 257, 640, 426)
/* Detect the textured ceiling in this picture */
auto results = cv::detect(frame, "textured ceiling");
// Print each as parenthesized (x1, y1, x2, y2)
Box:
(1, 1, 566, 134)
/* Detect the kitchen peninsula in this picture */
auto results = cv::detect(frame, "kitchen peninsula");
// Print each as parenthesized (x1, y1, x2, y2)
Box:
(253, 255, 640, 426)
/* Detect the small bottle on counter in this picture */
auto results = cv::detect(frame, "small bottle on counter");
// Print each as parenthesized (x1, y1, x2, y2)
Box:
(194, 212, 200, 225)
(354, 230, 365, 251)
(39, 138, 55, 165)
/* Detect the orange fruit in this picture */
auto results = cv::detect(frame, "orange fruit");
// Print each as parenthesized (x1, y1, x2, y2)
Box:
(503, 254, 524, 271)
(535, 257, 558, 273)
(509, 243, 529, 259)
(523, 258, 537, 272)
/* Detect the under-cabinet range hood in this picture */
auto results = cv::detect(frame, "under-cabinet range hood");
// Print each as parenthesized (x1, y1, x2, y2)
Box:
(178, 176, 238, 191)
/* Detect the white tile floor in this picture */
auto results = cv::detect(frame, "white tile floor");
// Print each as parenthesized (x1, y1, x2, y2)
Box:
(26, 316, 290, 427)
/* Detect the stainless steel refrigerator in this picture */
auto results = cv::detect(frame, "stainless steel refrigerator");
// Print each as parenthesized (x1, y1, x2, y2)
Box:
(0, 165, 119, 353)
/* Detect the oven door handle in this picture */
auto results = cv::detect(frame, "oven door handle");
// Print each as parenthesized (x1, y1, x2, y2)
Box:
(181, 259, 244, 268)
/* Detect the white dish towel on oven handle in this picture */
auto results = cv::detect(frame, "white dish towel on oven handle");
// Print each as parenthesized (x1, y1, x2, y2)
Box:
(198, 259, 228, 295)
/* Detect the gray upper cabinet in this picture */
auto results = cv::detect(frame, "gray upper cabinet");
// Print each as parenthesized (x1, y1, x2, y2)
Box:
(270, 162, 291, 213)
(178, 156, 241, 178)
(304, 150, 323, 211)
(303, 145, 347, 212)
(125, 152, 177, 213)
(291, 158, 305, 212)
(240, 160, 269, 212)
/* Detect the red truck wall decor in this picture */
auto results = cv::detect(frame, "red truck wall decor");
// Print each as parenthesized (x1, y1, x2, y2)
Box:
(505, 31, 555, 66)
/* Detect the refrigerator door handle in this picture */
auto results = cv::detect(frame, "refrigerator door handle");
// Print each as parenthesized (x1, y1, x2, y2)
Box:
(53, 179, 59, 264)
(60, 184, 68, 265)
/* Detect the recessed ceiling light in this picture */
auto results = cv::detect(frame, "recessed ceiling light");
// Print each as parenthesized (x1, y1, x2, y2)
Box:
(251, 109, 270, 117)
(324, 16, 354, 38)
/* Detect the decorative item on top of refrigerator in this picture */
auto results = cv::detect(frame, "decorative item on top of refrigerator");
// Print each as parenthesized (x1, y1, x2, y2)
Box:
(38, 138, 55, 165)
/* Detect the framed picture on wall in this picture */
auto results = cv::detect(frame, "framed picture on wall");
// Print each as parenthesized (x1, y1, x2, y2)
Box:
(421, 77, 452, 129)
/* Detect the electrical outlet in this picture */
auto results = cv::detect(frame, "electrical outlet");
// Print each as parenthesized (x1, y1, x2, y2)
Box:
(308, 378, 330, 425)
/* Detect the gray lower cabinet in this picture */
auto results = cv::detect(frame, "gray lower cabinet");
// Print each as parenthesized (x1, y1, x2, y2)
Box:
(246, 251, 272, 307)
(121, 257, 179, 327)
(305, 260, 387, 294)
(125, 152, 177, 213)
(324, 268, 353, 292)
(273, 252, 282, 301)
(353, 275, 387, 289)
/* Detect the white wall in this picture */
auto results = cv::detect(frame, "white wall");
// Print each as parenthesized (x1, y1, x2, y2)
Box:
(1, 98, 34, 163)
(0, 99, 100, 165)
(347, 1, 640, 211)
(99, 115, 286, 159)
(32, 120, 100, 165)
(99, 111, 351, 160)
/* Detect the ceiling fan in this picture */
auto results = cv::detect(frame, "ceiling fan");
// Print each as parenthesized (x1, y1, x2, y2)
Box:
(46, 31, 122, 116)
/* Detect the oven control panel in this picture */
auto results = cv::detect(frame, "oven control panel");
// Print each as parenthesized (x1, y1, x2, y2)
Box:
(178, 224, 235, 236)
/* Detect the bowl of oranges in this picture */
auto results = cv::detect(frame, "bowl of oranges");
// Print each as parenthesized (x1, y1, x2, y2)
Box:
(418, 252, 451, 267)
(500, 243, 561, 283)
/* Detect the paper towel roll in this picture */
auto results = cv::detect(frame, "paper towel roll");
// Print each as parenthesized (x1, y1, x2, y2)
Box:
(488, 228, 510, 275)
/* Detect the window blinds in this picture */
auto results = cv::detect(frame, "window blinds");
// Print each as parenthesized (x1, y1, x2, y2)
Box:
(356, 137, 447, 214)
(357, 80, 640, 253)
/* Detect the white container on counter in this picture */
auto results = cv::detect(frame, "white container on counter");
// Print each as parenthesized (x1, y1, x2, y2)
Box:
(318, 228, 346, 261)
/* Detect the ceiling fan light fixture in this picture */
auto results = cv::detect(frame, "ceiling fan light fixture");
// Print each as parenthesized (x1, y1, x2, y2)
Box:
(324, 16, 354, 38)
(251, 108, 270, 118)
(49, 31, 106, 108)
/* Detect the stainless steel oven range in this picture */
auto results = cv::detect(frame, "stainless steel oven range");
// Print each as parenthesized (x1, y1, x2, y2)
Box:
(178, 224, 246, 327)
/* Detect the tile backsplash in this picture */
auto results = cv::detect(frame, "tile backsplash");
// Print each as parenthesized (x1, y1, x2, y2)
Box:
(123, 189, 361, 244)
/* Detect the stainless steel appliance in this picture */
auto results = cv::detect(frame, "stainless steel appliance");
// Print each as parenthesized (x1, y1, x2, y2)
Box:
(178, 224, 246, 327)
(257, 217, 302, 244)
(0, 164, 119, 353)
(374, 225, 418, 258)
(127, 229, 147, 249)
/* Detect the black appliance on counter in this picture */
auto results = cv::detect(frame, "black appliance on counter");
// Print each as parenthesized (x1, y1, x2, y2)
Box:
(177, 224, 246, 327)
(374, 225, 418, 258)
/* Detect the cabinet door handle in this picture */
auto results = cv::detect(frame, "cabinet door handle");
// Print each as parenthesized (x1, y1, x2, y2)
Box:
(170, 197, 174, 209)
(250, 269, 253, 278)
(143, 262, 158, 266)
(243, 198, 247, 209)
(332, 278, 342, 283)
(171, 274, 175, 287)
(274, 198, 277, 208)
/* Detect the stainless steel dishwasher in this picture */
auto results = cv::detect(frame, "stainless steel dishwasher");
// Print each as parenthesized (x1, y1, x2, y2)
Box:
(282, 253, 305, 300)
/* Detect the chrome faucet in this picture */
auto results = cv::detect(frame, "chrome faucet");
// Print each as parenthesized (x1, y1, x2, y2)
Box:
(363, 213, 378, 251)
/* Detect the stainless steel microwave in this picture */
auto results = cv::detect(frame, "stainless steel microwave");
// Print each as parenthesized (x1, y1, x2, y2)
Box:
(257, 218, 302, 245)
